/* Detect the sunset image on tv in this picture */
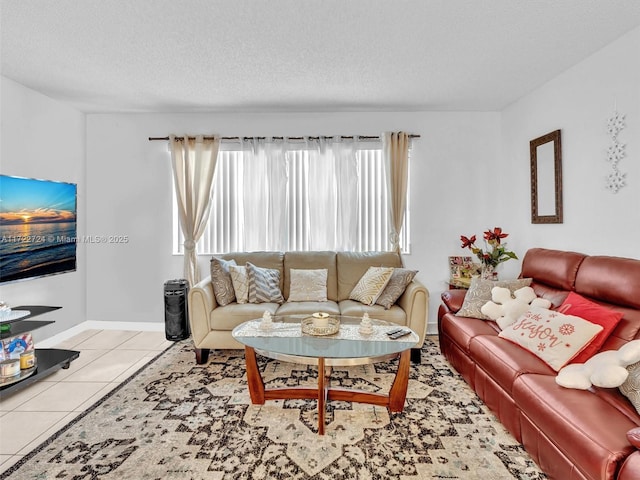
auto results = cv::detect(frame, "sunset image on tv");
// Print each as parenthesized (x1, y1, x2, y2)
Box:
(0, 174, 77, 283)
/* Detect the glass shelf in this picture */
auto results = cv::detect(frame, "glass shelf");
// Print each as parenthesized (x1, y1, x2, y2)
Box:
(0, 306, 78, 397)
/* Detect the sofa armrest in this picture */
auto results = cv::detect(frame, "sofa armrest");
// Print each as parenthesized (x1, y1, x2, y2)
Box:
(441, 289, 467, 314)
(627, 427, 640, 449)
(188, 275, 218, 347)
(397, 279, 429, 348)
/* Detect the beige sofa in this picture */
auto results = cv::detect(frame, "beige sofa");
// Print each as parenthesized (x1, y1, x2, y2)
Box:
(188, 250, 429, 364)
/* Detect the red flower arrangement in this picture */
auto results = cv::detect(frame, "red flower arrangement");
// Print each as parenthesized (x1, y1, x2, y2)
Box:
(460, 227, 518, 268)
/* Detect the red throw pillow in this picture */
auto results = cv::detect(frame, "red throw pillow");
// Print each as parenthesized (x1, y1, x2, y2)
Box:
(558, 291, 624, 364)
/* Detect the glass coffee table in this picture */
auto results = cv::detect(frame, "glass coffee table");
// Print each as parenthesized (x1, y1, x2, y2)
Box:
(232, 314, 419, 435)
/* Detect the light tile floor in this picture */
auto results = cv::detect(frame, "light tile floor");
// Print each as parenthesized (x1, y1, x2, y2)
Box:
(0, 329, 172, 474)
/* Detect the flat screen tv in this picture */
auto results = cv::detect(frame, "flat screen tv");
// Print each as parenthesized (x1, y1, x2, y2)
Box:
(0, 174, 77, 284)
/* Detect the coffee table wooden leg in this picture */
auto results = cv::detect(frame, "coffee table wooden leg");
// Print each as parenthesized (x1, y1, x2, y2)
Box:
(244, 347, 265, 404)
(388, 349, 411, 412)
(318, 356, 326, 435)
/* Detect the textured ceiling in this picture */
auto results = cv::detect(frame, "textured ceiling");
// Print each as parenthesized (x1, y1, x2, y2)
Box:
(2, 0, 640, 113)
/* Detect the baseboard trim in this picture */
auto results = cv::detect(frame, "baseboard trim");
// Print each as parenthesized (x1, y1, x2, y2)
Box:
(37, 321, 165, 348)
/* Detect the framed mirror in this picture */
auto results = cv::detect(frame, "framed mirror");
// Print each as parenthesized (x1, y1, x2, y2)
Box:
(530, 129, 563, 224)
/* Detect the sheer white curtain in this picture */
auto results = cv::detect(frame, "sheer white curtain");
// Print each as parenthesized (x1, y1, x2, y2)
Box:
(306, 136, 359, 250)
(241, 138, 288, 251)
(170, 134, 220, 286)
(382, 131, 410, 254)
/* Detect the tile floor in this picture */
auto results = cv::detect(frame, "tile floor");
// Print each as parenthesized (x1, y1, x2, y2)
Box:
(0, 329, 173, 474)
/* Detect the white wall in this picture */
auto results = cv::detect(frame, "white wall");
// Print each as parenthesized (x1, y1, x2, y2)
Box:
(6, 24, 638, 340)
(500, 25, 640, 272)
(0, 77, 86, 341)
(86, 111, 501, 331)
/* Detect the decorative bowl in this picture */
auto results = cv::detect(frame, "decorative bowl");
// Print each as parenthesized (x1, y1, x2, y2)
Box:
(301, 316, 340, 336)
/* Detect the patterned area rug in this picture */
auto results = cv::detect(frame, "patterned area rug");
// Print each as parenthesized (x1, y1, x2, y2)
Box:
(2, 339, 546, 479)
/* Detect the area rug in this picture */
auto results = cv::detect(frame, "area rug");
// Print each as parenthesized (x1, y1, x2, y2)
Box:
(2, 339, 546, 479)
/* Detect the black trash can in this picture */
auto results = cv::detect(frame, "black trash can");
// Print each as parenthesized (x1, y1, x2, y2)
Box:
(164, 279, 190, 341)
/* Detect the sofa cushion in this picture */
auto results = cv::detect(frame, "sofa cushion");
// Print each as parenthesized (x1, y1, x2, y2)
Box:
(470, 335, 555, 394)
(287, 268, 328, 302)
(349, 266, 394, 305)
(575, 255, 640, 310)
(520, 247, 586, 291)
(284, 251, 337, 301)
(498, 307, 603, 371)
(246, 262, 284, 304)
(221, 252, 285, 291)
(210, 257, 237, 306)
(376, 268, 418, 309)
(457, 277, 532, 319)
(211, 303, 279, 330)
(514, 374, 638, 480)
(276, 300, 340, 317)
(336, 251, 402, 300)
(440, 313, 500, 352)
(339, 300, 406, 325)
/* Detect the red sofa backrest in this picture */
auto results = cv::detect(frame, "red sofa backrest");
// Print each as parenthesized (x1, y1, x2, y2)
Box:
(520, 248, 640, 349)
(520, 248, 587, 308)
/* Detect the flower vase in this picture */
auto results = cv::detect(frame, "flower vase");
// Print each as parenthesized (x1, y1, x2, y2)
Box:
(481, 264, 498, 281)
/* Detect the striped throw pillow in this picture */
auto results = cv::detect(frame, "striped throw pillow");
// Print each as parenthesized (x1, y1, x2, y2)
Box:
(349, 266, 394, 306)
(246, 262, 284, 304)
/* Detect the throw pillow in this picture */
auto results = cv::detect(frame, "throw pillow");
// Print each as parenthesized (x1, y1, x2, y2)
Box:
(375, 268, 418, 309)
(287, 269, 328, 302)
(558, 291, 624, 364)
(498, 307, 603, 371)
(229, 265, 249, 304)
(620, 361, 640, 415)
(555, 339, 640, 390)
(246, 262, 284, 304)
(457, 277, 533, 319)
(210, 257, 237, 306)
(349, 266, 395, 306)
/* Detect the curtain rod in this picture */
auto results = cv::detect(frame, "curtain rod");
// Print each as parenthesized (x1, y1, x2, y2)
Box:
(148, 134, 420, 142)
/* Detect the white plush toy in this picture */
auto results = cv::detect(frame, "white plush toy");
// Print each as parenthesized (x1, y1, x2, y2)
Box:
(556, 340, 640, 390)
(481, 286, 552, 330)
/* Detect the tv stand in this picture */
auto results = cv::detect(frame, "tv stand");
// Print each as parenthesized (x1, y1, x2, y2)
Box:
(0, 306, 79, 397)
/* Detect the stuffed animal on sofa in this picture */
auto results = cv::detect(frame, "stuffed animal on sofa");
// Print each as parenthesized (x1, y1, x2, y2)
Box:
(481, 286, 552, 330)
(556, 339, 640, 390)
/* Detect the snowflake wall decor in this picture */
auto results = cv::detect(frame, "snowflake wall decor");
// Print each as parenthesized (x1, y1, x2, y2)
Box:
(605, 110, 627, 193)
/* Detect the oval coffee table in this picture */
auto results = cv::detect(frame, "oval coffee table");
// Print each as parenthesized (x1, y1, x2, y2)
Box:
(232, 314, 419, 435)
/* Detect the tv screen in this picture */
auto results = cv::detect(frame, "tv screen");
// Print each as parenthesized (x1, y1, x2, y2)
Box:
(0, 174, 77, 284)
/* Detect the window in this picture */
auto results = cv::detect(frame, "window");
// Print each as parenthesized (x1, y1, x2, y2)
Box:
(173, 140, 410, 254)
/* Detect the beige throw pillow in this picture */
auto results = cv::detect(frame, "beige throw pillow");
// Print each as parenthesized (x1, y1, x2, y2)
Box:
(457, 277, 533, 319)
(229, 265, 248, 304)
(210, 257, 237, 306)
(376, 268, 418, 309)
(288, 269, 328, 302)
(498, 307, 603, 371)
(620, 362, 640, 415)
(349, 266, 394, 306)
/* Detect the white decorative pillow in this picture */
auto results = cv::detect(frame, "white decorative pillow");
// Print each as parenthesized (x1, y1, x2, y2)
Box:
(349, 266, 394, 306)
(556, 339, 640, 390)
(246, 262, 284, 304)
(457, 277, 533, 319)
(229, 265, 248, 304)
(288, 269, 328, 302)
(498, 307, 603, 371)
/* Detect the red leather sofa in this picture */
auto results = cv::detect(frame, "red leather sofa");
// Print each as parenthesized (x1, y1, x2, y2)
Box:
(438, 248, 640, 480)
